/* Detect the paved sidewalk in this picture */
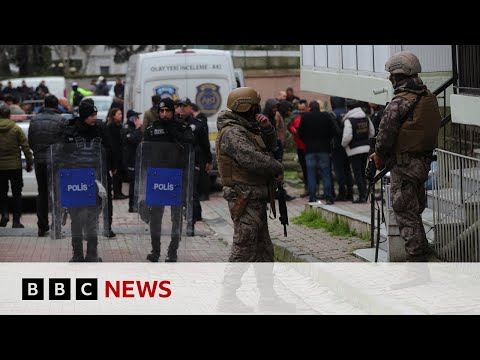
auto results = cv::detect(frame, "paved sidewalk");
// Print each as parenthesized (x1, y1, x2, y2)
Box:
(203, 185, 368, 262)
(0, 184, 369, 262)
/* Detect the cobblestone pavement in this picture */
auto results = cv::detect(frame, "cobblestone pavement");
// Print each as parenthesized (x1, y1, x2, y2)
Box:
(0, 183, 369, 262)
(203, 184, 369, 262)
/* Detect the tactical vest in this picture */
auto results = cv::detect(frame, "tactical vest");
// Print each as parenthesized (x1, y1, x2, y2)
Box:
(394, 90, 441, 154)
(216, 124, 267, 186)
(349, 117, 369, 149)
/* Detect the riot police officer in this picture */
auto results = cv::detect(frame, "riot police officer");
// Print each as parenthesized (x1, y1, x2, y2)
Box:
(143, 98, 193, 262)
(370, 51, 441, 261)
(63, 99, 112, 262)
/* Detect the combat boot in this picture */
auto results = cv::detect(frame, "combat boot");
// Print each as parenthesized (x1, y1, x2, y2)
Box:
(216, 288, 254, 313)
(146, 236, 161, 262)
(258, 286, 296, 313)
(255, 265, 296, 313)
(69, 237, 84, 262)
(390, 262, 431, 290)
(165, 236, 179, 262)
(0, 215, 8, 227)
(85, 238, 102, 262)
(12, 214, 24, 228)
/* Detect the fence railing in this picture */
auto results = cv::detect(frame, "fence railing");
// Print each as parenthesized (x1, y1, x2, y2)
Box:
(432, 148, 480, 261)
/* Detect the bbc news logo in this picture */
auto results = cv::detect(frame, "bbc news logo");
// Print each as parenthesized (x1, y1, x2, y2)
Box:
(22, 278, 171, 300)
(22, 278, 98, 300)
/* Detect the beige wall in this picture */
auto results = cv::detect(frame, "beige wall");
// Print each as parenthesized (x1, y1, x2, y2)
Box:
(245, 73, 330, 108)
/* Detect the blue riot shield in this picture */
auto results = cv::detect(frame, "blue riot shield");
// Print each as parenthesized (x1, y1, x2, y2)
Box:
(47, 140, 108, 261)
(134, 141, 194, 262)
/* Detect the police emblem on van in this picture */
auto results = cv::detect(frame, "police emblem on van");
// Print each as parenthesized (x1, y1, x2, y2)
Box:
(196, 83, 221, 116)
(154, 85, 179, 102)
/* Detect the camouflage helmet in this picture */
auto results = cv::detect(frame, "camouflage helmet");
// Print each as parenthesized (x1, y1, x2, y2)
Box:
(385, 51, 422, 75)
(227, 87, 261, 112)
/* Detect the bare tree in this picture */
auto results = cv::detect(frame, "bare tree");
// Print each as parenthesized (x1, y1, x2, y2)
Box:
(50, 45, 77, 75)
(0, 45, 51, 77)
(0, 45, 15, 77)
(79, 45, 96, 74)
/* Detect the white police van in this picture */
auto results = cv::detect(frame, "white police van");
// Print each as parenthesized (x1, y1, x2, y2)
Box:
(124, 48, 238, 180)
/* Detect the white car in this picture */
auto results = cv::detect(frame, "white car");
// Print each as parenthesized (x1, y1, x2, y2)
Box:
(82, 96, 113, 122)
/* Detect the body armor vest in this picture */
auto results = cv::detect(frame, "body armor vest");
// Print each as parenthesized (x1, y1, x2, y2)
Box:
(349, 117, 369, 149)
(394, 90, 441, 154)
(216, 124, 267, 186)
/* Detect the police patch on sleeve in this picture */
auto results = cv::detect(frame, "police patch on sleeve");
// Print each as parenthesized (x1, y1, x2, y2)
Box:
(196, 83, 221, 117)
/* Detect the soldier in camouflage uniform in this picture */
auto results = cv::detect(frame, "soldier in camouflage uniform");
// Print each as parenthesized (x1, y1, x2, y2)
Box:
(216, 87, 284, 262)
(216, 88, 296, 313)
(370, 51, 441, 261)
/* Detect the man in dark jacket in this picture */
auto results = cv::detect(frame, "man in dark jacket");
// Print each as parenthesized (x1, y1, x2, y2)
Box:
(113, 78, 124, 99)
(298, 101, 335, 204)
(122, 109, 143, 212)
(28, 95, 66, 236)
(176, 97, 212, 225)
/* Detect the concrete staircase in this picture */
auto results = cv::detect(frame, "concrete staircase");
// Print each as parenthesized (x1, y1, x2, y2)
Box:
(423, 149, 480, 261)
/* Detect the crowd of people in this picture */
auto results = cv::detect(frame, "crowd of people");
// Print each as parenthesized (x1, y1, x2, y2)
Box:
(263, 86, 384, 205)
(0, 86, 212, 263)
(1, 50, 438, 265)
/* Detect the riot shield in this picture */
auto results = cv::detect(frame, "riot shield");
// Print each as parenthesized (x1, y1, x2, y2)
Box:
(47, 140, 108, 262)
(134, 141, 194, 262)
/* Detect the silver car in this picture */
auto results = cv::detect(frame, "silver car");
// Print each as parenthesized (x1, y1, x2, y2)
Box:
(82, 96, 113, 122)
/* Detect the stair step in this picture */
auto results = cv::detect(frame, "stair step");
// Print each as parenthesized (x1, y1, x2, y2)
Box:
(450, 166, 480, 194)
(427, 188, 480, 203)
(473, 148, 480, 160)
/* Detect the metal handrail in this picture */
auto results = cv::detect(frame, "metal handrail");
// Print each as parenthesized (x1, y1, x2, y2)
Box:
(433, 77, 454, 96)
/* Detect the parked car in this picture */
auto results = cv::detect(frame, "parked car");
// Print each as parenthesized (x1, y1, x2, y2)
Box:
(82, 96, 113, 122)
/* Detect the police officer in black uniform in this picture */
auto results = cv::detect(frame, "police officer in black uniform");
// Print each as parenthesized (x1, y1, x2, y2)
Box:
(144, 98, 193, 262)
(176, 97, 212, 224)
(64, 99, 112, 262)
(122, 109, 143, 212)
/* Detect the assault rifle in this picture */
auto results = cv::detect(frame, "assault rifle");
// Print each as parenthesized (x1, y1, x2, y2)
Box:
(366, 137, 388, 262)
(276, 183, 289, 237)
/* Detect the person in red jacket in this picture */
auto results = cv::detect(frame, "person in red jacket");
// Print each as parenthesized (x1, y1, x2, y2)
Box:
(287, 99, 308, 197)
